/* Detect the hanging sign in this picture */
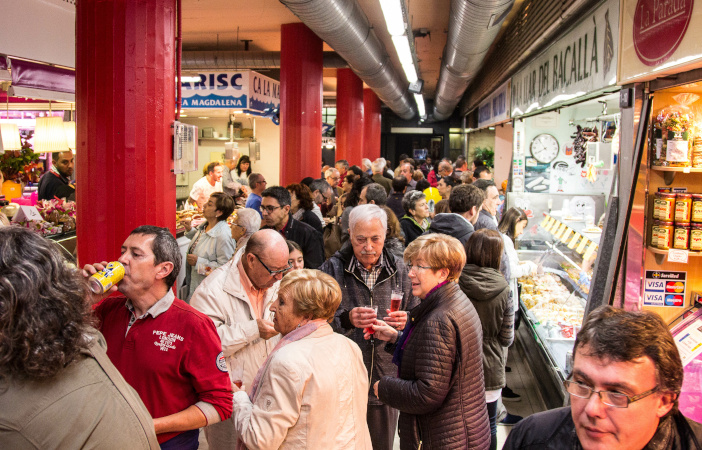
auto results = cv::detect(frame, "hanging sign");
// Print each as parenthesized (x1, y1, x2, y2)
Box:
(511, 0, 619, 117)
(478, 80, 511, 128)
(180, 70, 280, 112)
(620, 0, 700, 83)
(644, 270, 687, 307)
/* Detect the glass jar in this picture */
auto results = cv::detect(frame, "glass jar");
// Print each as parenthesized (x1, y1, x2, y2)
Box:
(658, 193, 676, 222)
(651, 220, 660, 247)
(690, 224, 702, 251)
(674, 223, 690, 249)
(675, 193, 692, 223)
(658, 221, 674, 250)
(692, 194, 702, 223)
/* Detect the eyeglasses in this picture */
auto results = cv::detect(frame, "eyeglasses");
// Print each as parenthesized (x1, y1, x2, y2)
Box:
(257, 180, 268, 185)
(564, 380, 659, 408)
(254, 254, 292, 275)
(260, 205, 282, 214)
(407, 263, 433, 273)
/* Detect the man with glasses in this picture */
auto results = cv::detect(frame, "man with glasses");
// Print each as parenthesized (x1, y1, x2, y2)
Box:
(190, 229, 290, 449)
(504, 305, 702, 449)
(245, 173, 267, 216)
(320, 204, 416, 450)
(325, 168, 343, 197)
(260, 186, 325, 269)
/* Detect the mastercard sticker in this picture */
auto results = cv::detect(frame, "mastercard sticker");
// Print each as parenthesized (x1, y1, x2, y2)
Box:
(664, 294, 684, 307)
(666, 281, 685, 293)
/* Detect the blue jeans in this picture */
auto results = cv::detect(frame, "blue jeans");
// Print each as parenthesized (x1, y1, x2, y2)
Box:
(487, 400, 498, 450)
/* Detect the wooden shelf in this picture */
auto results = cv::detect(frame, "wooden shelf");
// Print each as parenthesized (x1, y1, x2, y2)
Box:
(651, 166, 702, 185)
(647, 245, 702, 264)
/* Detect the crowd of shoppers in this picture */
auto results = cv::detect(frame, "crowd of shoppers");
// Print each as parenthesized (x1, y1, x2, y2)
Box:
(2, 154, 701, 450)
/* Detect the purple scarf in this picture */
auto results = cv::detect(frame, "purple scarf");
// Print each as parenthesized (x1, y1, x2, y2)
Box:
(392, 280, 449, 370)
(236, 319, 327, 450)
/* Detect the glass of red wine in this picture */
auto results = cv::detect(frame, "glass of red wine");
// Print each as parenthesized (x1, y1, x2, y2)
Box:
(231, 363, 244, 390)
(390, 291, 403, 312)
(363, 305, 378, 335)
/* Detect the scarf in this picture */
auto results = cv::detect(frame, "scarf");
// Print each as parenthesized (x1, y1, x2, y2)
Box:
(392, 280, 449, 371)
(235, 319, 328, 450)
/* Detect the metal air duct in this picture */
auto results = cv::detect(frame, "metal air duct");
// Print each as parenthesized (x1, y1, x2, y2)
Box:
(181, 51, 349, 70)
(433, 0, 515, 120)
(279, 0, 416, 120)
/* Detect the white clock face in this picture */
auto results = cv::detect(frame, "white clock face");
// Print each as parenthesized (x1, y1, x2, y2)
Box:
(530, 134, 560, 163)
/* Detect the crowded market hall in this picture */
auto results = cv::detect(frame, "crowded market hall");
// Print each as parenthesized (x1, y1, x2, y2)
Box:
(3, 0, 702, 449)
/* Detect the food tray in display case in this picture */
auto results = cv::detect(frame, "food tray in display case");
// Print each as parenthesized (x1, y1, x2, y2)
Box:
(518, 250, 587, 380)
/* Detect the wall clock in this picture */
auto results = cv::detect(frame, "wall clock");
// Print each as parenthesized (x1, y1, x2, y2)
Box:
(530, 133, 560, 164)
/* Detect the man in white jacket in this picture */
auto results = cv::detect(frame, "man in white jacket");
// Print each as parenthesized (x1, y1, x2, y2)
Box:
(190, 229, 290, 449)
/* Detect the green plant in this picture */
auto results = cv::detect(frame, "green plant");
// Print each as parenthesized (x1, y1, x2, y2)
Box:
(474, 146, 494, 167)
(0, 137, 43, 183)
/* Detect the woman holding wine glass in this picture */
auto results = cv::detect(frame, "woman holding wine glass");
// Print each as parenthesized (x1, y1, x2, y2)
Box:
(368, 233, 491, 449)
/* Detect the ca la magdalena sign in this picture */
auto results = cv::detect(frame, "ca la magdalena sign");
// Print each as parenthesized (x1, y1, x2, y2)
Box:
(180, 70, 280, 112)
(511, 0, 619, 117)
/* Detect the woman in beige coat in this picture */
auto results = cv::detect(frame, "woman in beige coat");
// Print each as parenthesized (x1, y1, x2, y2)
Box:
(232, 270, 372, 450)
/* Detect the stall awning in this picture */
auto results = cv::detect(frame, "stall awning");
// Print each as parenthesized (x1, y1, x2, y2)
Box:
(0, 56, 9, 82)
(8, 58, 75, 102)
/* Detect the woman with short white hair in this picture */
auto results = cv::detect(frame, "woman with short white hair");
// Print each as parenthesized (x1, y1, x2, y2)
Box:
(231, 208, 262, 253)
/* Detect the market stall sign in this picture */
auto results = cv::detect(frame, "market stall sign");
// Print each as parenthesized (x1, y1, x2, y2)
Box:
(620, 0, 699, 83)
(511, 0, 619, 117)
(180, 70, 280, 112)
(644, 270, 687, 307)
(477, 80, 511, 129)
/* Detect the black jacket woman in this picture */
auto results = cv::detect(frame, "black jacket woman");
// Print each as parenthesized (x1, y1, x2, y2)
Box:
(370, 233, 490, 450)
(459, 229, 512, 450)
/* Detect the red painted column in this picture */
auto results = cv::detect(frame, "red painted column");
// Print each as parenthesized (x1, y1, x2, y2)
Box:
(280, 23, 323, 186)
(363, 88, 382, 161)
(76, 0, 176, 265)
(336, 68, 364, 166)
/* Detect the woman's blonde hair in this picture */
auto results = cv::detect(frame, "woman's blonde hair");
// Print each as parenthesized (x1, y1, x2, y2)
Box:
(279, 269, 342, 322)
(404, 233, 466, 281)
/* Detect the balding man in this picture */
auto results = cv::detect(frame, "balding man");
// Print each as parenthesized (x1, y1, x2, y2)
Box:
(325, 168, 343, 197)
(428, 160, 454, 187)
(371, 160, 393, 194)
(400, 162, 417, 191)
(37, 150, 75, 201)
(190, 229, 289, 449)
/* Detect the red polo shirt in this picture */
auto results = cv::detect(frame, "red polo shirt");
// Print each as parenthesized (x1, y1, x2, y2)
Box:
(95, 293, 232, 444)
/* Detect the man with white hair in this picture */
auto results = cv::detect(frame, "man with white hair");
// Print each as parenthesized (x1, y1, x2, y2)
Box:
(362, 158, 373, 175)
(371, 159, 393, 194)
(325, 167, 343, 197)
(220, 145, 242, 198)
(190, 229, 289, 449)
(320, 204, 416, 450)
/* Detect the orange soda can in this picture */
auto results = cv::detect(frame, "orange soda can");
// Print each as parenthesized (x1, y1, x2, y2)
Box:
(89, 261, 125, 294)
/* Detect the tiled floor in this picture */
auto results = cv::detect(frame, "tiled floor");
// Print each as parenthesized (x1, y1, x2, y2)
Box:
(497, 333, 548, 448)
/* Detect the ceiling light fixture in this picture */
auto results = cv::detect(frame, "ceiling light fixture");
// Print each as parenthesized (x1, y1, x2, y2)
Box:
(402, 63, 418, 83)
(392, 35, 414, 65)
(414, 94, 426, 118)
(379, 0, 406, 36)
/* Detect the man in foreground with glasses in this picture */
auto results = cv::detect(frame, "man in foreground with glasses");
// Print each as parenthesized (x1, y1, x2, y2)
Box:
(260, 186, 325, 269)
(504, 305, 702, 449)
(320, 204, 416, 450)
(189, 229, 290, 449)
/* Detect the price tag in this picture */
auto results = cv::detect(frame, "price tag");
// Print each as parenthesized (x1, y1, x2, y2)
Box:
(576, 237, 589, 254)
(668, 249, 689, 264)
(541, 215, 551, 228)
(554, 223, 567, 238)
(560, 228, 574, 243)
(12, 206, 43, 223)
(583, 242, 598, 262)
(568, 233, 582, 249)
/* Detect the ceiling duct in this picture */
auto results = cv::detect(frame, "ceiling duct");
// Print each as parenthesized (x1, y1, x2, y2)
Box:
(433, 0, 514, 120)
(181, 51, 348, 70)
(279, 0, 415, 120)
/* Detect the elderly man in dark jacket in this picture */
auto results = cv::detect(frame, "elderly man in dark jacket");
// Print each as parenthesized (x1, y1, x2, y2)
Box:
(320, 204, 416, 450)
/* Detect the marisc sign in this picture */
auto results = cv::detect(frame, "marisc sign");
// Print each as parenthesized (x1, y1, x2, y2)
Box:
(511, 0, 619, 117)
(620, 0, 701, 83)
(478, 80, 511, 128)
(180, 70, 280, 111)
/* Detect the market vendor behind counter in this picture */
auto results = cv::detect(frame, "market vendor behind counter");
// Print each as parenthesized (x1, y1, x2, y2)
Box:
(37, 151, 75, 201)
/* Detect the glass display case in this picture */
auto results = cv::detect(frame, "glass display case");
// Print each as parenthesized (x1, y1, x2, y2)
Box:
(506, 192, 604, 408)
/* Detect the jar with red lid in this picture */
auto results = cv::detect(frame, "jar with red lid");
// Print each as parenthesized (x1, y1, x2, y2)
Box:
(658, 221, 674, 250)
(675, 193, 692, 223)
(674, 223, 690, 249)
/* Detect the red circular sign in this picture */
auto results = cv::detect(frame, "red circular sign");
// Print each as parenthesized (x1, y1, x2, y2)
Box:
(633, 0, 694, 66)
